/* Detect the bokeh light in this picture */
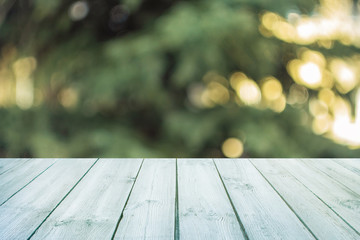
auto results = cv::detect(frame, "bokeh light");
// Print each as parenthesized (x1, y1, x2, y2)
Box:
(261, 77, 283, 101)
(236, 79, 261, 106)
(287, 84, 309, 105)
(1, 0, 360, 158)
(69, 1, 89, 21)
(299, 62, 322, 88)
(12, 57, 37, 109)
(318, 88, 335, 106)
(222, 138, 244, 158)
(330, 59, 358, 93)
(58, 87, 79, 109)
(312, 114, 332, 135)
(260, 0, 360, 48)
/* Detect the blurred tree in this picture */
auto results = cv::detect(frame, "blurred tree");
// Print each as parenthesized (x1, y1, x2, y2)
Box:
(0, 0, 360, 157)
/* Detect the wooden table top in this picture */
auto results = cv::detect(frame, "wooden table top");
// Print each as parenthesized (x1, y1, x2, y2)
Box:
(0, 158, 359, 239)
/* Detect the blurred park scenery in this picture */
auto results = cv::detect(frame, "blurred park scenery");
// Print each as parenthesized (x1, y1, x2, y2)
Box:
(1, 0, 360, 158)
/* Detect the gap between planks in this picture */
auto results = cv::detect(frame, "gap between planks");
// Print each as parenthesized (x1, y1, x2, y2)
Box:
(175, 158, 179, 240)
(28, 158, 100, 239)
(212, 159, 249, 240)
(110, 159, 145, 240)
(1, 158, 358, 240)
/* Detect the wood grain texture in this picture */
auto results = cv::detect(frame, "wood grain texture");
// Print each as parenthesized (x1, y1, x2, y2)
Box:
(31, 158, 142, 240)
(215, 159, 314, 240)
(0, 158, 96, 240)
(277, 159, 360, 233)
(301, 159, 360, 195)
(114, 159, 176, 240)
(177, 159, 245, 240)
(0, 158, 359, 240)
(0, 158, 56, 205)
(252, 159, 360, 240)
(0, 158, 29, 175)
(333, 159, 360, 176)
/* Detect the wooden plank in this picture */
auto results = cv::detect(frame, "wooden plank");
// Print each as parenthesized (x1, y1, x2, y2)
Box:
(277, 159, 360, 233)
(0, 158, 29, 175)
(0, 158, 56, 205)
(333, 159, 360, 176)
(31, 158, 142, 240)
(114, 159, 175, 240)
(0, 158, 96, 240)
(251, 159, 360, 240)
(177, 159, 245, 240)
(215, 159, 314, 240)
(301, 159, 360, 195)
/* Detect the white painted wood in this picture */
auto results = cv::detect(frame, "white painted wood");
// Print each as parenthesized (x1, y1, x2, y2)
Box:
(1, 158, 358, 239)
(252, 159, 360, 240)
(215, 159, 314, 240)
(114, 159, 176, 240)
(0, 158, 56, 205)
(301, 159, 360, 195)
(0, 158, 29, 175)
(333, 159, 360, 176)
(177, 159, 245, 240)
(277, 159, 360, 232)
(0, 158, 96, 240)
(31, 158, 142, 240)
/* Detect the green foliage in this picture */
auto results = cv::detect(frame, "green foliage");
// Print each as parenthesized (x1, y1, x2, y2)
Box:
(0, 0, 359, 157)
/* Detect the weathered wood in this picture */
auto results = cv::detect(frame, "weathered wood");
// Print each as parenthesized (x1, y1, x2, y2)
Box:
(0, 158, 359, 239)
(301, 159, 360, 195)
(252, 159, 360, 240)
(277, 159, 360, 233)
(0, 158, 96, 240)
(0, 158, 29, 175)
(0, 158, 56, 205)
(333, 159, 360, 176)
(215, 159, 314, 240)
(177, 159, 245, 240)
(30, 158, 142, 240)
(114, 159, 176, 240)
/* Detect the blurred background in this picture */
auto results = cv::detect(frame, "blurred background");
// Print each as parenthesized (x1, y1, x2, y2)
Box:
(0, 0, 360, 158)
